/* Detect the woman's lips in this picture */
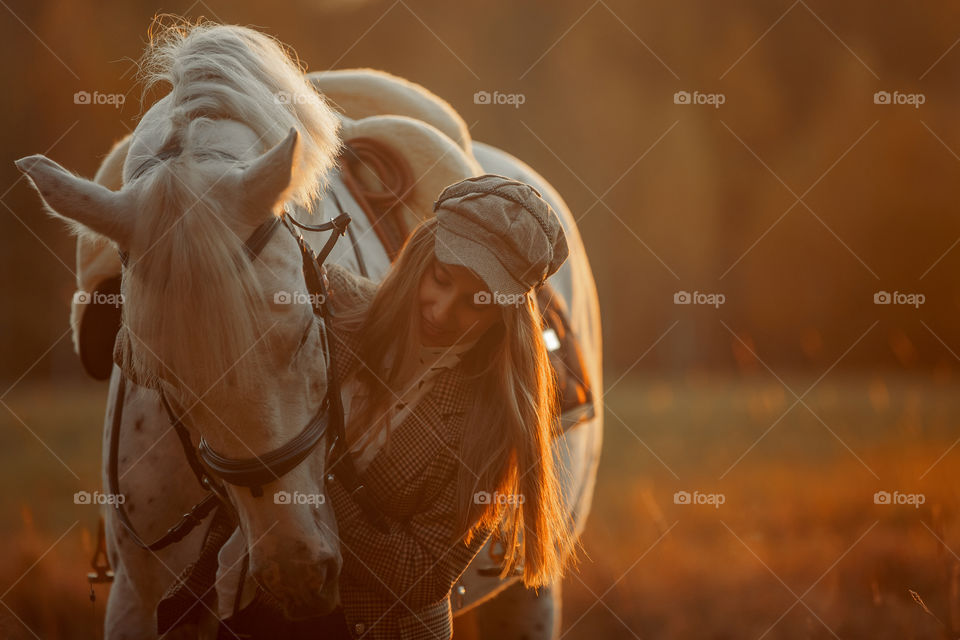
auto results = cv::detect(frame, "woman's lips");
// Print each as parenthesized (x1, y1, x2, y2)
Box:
(421, 317, 447, 337)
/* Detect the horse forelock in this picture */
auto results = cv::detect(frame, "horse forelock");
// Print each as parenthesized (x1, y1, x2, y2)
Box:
(122, 160, 272, 395)
(140, 20, 343, 213)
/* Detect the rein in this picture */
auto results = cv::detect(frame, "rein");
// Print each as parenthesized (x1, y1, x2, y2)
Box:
(107, 200, 366, 551)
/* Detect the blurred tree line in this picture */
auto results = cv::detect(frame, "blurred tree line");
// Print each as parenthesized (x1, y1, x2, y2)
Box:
(2, 0, 959, 385)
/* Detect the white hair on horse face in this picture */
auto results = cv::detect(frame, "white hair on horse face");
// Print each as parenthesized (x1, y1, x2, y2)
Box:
(122, 155, 274, 395)
(139, 20, 342, 212)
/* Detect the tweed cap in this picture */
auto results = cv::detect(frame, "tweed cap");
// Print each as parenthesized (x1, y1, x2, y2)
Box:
(432, 174, 568, 304)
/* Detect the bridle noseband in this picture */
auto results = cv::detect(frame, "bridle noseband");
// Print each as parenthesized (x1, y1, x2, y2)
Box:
(194, 396, 331, 498)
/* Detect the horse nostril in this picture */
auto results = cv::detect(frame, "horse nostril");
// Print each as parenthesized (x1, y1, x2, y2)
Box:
(312, 562, 327, 588)
(312, 555, 341, 589)
(323, 557, 340, 582)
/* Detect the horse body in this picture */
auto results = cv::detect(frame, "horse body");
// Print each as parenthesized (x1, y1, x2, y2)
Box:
(28, 32, 603, 639)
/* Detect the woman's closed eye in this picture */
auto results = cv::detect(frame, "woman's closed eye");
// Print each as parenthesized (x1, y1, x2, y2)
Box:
(434, 263, 489, 311)
(432, 264, 450, 286)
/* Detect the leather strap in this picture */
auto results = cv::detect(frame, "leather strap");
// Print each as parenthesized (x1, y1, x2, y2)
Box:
(117, 213, 282, 268)
(241, 216, 282, 261)
(107, 178, 389, 549)
(107, 374, 222, 551)
(282, 208, 390, 533)
(196, 397, 330, 498)
(107, 215, 284, 550)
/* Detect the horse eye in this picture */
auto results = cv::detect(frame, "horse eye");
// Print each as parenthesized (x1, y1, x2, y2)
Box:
(130, 159, 156, 180)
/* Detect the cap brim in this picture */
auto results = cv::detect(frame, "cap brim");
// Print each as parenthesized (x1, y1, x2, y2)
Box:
(435, 229, 529, 305)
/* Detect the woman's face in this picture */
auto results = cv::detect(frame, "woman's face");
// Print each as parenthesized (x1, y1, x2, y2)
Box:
(418, 257, 502, 347)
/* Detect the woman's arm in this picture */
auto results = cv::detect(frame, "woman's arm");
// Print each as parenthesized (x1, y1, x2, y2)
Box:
(326, 456, 496, 610)
(324, 262, 377, 316)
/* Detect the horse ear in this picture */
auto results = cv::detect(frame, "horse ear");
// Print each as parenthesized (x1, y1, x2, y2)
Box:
(242, 128, 298, 218)
(15, 154, 133, 245)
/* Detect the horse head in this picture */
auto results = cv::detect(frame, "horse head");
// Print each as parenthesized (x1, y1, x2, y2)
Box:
(16, 22, 345, 619)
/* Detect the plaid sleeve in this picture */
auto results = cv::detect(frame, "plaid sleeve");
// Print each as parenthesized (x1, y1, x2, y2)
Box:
(327, 458, 497, 611)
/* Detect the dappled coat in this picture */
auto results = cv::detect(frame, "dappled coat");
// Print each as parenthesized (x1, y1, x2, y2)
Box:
(323, 263, 498, 640)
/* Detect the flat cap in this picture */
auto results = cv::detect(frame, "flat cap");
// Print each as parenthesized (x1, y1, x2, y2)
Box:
(432, 174, 568, 304)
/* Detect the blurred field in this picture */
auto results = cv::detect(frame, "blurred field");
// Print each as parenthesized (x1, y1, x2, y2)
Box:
(2, 372, 958, 638)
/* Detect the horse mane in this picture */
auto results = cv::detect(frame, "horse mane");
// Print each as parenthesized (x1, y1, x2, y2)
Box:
(121, 19, 341, 393)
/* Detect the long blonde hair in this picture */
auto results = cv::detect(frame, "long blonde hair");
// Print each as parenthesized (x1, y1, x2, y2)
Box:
(334, 217, 576, 587)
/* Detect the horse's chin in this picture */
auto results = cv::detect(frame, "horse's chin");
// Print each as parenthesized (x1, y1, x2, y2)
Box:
(250, 554, 341, 621)
(277, 581, 340, 620)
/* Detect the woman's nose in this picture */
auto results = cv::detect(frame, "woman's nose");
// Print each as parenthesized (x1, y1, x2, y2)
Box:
(432, 294, 455, 326)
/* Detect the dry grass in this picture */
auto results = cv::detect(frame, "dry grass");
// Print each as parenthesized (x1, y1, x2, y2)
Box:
(560, 372, 960, 639)
(1, 373, 958, 638)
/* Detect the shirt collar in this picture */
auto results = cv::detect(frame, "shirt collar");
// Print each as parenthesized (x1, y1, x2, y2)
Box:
(418, 337, 478, 357)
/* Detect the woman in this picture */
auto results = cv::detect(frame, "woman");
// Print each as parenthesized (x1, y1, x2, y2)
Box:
(237, 174, 576, 639)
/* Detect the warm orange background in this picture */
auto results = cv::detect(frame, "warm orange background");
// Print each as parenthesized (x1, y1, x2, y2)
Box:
(2, 1, 959, 637)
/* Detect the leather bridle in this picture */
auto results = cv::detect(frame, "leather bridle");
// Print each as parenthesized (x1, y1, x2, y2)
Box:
(108, 192, 366, 551)
(191, 206, 350, 499)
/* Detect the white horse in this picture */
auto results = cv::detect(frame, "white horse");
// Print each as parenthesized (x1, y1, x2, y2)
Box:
(30, 25, 604, 640)
(18, 23, 348, 636)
